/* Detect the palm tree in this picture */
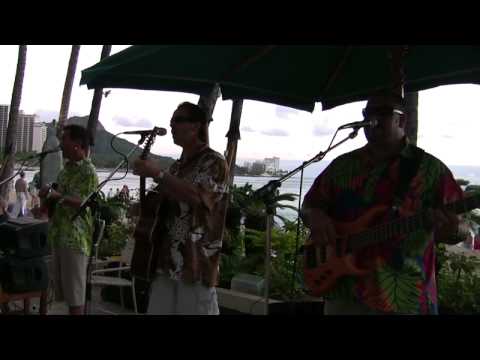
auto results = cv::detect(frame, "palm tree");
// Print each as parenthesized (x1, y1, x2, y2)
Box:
(86, 45, 112, 150)
(57, 45, 81, 139)
(40, 46, 81, 188)
(0, 45, 27, 199)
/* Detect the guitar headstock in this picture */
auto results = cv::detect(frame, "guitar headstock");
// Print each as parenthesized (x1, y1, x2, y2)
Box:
(140, 129, 158, 160)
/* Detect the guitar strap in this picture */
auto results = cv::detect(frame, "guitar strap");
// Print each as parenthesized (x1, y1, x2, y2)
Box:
(390, 145, 424, 270)
(392, 146, 425, 208)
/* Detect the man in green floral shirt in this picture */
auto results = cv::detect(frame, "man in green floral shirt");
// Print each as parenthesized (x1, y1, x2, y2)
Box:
(40, 125, 98, 315)
(301, 93, 470, 315)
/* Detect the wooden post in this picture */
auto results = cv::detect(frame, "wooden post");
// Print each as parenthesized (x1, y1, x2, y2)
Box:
(225, 99, 243, 185)
(389, 46, 409, 99)
(404, 91, 419, 145)
(86, 45, 112, 150)
(197, 84, 220, 146)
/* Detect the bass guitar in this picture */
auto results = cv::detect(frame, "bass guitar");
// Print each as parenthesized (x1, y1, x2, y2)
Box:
(304, 193, 480, 297)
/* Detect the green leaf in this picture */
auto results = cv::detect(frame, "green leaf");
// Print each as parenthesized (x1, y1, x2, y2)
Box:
(377, 265, 421, 314)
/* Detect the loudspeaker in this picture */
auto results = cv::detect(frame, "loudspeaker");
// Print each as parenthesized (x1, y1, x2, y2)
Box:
(0, 256, 49, 293)
(0, 218, 49, 258)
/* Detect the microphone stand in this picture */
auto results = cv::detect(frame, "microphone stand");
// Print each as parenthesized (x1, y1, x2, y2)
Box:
(70, 135, 148, 315)
(253, 127, 360, 315)
(0, 151, 51, 187)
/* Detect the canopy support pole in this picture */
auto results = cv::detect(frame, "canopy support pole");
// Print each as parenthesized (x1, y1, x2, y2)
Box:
(225, 99, 243, 185)
(198, 84, 221, 146)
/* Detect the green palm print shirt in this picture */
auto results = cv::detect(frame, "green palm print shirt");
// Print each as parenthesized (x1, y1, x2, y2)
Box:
(48, 158, 99, 256)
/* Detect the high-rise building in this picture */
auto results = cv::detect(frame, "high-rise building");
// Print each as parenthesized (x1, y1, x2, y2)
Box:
(0, 105, 36, 153)
(32, 122, 47, 152)
(16, 111, 35, 152)
(0, 104, 8, 151)
(264, 157, 280, 174)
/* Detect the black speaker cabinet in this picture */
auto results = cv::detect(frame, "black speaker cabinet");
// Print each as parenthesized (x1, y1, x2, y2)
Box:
(0, 218, 49, 258)
(0, 256, 49, 293)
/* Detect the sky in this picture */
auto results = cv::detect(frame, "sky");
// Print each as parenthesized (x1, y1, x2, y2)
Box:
(1, 45, 480, 169)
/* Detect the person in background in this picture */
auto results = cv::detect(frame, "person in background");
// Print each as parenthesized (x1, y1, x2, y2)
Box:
(459, 225, 475, 250)
(13, 171, 29, 217)
(28, 176, 40, 210)
(119, 185, 130, 203)
(474, 233, 480, 251)
(0, 197, 9, 224)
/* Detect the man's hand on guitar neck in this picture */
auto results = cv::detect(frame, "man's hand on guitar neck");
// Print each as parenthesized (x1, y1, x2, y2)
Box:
(133, 159, 163, 179)
(424, 207, 469, 245)
(133, 158, 204, 208)
(303, 208, 337, 246)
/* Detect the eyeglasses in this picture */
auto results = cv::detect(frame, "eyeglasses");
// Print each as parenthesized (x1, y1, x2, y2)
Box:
(362, 106, 404, 119)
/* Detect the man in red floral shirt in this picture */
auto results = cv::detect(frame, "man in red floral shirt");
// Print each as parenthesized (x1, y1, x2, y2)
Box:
(301, 92, 470, 315)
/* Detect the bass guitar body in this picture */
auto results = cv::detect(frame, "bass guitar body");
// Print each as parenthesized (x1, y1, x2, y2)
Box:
(304, 205, 389, 297)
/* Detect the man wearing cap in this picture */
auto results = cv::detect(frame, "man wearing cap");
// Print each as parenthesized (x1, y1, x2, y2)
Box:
(133, 102, 229, 315)
(301, 92, 470, 315)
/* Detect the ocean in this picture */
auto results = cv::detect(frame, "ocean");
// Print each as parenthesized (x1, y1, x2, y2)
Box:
(16, 163, 480, 221)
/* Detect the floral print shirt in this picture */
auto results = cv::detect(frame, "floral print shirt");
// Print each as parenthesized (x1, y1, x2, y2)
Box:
(302, 140, 463, 314)
(155, 147, 229, 288)
(48, 158, 99, 256)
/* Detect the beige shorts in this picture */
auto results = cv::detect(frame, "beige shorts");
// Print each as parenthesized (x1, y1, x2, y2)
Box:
(147, 273, 219, 315)
(52, 247, 88, 307)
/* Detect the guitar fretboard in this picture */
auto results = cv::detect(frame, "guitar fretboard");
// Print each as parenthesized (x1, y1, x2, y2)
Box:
(346, 193, 480, 252)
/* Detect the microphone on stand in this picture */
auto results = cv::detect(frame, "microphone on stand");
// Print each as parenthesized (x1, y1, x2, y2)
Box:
(338, 119, 378, 130)
(123, 127, 167, 136)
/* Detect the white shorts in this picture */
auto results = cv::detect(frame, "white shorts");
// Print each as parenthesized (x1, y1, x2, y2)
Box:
(147, 274, 219, 315)
(52, 247, 88, 307)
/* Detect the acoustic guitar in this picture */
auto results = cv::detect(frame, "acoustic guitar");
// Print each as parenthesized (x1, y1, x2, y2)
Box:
(304, 193, 480, 297)
(130, 131, 165, 282)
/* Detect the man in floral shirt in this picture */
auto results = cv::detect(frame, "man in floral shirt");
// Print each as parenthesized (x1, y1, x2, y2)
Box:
(301, 93, 470, 315)
(40, 125, 98, 315)
(134, 102, 229, 315)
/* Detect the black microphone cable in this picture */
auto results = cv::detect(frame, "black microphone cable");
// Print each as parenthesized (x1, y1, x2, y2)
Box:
(97, 132, 130, 189)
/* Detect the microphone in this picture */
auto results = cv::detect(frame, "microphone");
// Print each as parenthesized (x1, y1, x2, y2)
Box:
(338, 119, 378, 130)
(123, 127, 167, 136)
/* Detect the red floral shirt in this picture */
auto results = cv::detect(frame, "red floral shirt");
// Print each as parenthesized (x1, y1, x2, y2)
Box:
(302, 141, 463, 314)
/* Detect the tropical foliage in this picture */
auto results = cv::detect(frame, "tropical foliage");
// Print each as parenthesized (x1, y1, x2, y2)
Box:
(221, 183, 307, 300)
(437, 244, 480, 314)
(96, 191, 133, 257)
(436, 179, 480, 314)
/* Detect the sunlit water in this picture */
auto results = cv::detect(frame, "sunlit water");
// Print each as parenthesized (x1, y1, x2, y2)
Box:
(16, 165, 480, 221)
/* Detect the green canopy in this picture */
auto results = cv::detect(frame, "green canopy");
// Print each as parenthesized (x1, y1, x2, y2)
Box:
(80, 45, 480, 112)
